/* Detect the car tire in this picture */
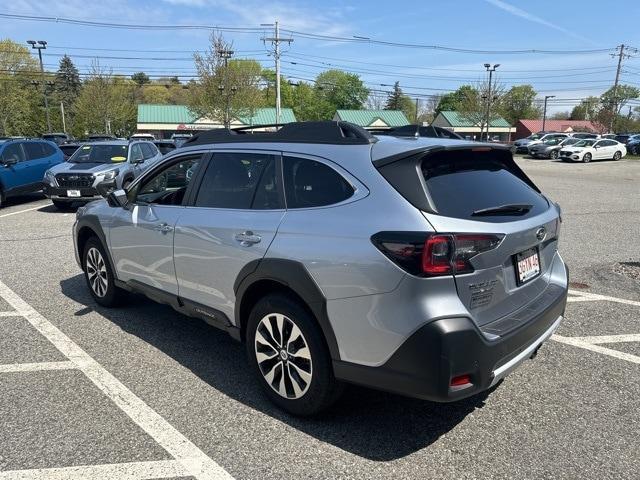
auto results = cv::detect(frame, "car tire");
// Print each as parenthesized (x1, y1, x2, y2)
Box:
(613, 151, 622, 161)
(52, 200, 73, 210)
(582, 153, 592, 163)
(246, 293, 344, 416)
(550, 150, 559, 160)
(0, 187, 5, 209)
(82, 237, 126, 307)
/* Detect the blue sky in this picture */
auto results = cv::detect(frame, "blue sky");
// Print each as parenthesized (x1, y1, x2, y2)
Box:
(2, 0, 640, 113)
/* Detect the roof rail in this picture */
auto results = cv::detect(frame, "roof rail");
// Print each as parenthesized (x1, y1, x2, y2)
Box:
(182, 121, 378, 147)
(371, 124, 464, 140)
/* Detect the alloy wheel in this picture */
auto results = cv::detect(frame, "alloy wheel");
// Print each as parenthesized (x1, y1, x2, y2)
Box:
(583, 153, 591, 163)
(254, 313, 313, 399)
(551, 150, 559, 159)
(86, 247, 108, 297)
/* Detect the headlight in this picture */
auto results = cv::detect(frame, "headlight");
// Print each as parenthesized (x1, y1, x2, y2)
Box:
(102, 169, 120, 180)
(44, 170, 57, 186)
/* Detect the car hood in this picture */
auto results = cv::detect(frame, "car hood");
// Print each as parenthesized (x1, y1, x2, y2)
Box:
(48, 162, 124, 175)
(515, 139, 536, 146)
(530, 144, 554, 151)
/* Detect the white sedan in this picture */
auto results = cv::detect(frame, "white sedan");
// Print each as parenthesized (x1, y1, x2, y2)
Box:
(558, 139, 627, 163)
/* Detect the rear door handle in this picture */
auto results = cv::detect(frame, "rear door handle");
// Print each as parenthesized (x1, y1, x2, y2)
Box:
(153, 222, 174, 234)
(234, 231, 261, 246)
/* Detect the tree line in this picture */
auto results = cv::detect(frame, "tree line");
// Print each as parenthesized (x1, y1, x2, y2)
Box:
(1, 35, 639, 138)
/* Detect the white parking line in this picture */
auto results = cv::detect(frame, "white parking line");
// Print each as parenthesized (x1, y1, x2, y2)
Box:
(0, 205, 44, 219)
(0, 460, 188, 480)
(568, 333, 640, 344)
(567, 289, 640, 307)
(552, 334, 640, 365)
(0, 279, 234, 480)
(0, 361, 77, 374)
(0, 311, 20, 317)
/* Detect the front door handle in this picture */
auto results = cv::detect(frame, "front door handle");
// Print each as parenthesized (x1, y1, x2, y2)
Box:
(234, 231, 261, 246)
(153, 222, 174, 234)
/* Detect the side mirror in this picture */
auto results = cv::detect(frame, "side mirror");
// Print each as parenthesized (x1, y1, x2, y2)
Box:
(132, 157, 145, 164)
(2, 157, 17, 166)
(106, 189, 129, 208)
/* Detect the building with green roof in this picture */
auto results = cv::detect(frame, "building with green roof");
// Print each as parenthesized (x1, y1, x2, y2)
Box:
(136, 104, 296, 138)
(431, 110, 515, 141)
(333, 110, 410, 129)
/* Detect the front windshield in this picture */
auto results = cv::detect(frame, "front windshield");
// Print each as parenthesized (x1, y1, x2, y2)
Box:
(573, 140, 596, 147)
(68, 144, 129, 164)
(543, 138, 561, 145)
(529, 134, 543, 140)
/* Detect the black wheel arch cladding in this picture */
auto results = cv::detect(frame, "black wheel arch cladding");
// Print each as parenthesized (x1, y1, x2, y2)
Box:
(234, 258, 341, 360)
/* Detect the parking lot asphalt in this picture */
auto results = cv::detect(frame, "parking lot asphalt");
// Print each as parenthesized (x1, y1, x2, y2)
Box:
(0, 157, 639, 479)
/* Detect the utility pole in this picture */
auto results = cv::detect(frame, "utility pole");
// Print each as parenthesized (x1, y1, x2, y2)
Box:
(262, 21, 293, 125)
(60, 102, 66, 133)
(610, 44, 625, 133)
(542, 95, 555, 131)
(483, 63, 500, 141)
(216, 48, 234, 128)
(27, 40, 51, 133)
(414, 98, 419, 123)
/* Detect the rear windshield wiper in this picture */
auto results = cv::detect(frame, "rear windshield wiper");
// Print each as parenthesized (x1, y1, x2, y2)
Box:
(472, 204, 533, 216)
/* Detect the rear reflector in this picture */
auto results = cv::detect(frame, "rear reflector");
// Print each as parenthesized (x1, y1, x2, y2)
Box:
(450, 374, 472, 387)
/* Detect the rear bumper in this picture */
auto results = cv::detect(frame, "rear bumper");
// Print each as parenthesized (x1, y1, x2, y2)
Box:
(43, 184, 102, 203)
(333, 278, 567, 402)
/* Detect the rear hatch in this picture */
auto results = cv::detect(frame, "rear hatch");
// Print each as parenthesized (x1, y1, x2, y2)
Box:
(375, 146, 561, 329)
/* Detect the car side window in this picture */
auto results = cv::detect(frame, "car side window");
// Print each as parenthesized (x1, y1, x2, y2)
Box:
(42, 143, 57, 157)
(130, 144, 144, 163)
(194, 152, 281, 209)
(24, 142, 46, 160)
(283, 156, 354, 209)
(134, 155, 202, 206)
(141, 143, 156, 159)
(594, 141, 604, 148)
(1, 143, 26, 163)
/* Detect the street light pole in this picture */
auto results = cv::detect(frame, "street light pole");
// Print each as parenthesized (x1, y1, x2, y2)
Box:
(27, 40, 51, 133)
(216, 49, 234, 128)
(542, 95, 555, 132)
(483, 63, 500, 141)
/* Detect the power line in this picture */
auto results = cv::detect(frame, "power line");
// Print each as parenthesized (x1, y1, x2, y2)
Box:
(0, 13, 617, 55)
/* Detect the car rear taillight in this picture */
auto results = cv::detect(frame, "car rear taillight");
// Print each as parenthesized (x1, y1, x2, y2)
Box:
(372, 232, 503, 277)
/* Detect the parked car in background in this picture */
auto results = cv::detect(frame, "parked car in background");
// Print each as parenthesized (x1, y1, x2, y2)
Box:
(86, 134, 117, 142)
(42, 133, 74, 145)
(528, 137, 580, 159)
(130, 133, 156, 141)
(153, 139, 177, 155)
(43, 140, 162, 209)
(513, 132, 568, 153)
(171, 133, 193, 147)
(569, 132, 599, 139)
(72, 121, 568, 415)
(59, 143, 81, 161)
(601, 134, 617, 140)
(0, 139, 64, 208)
(614, 134, 638, 145)
(625, 135, 640, 155)
(559, 139, 626, 163)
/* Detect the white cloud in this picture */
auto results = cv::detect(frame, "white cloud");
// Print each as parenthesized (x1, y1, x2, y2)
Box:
(484, 0, 597, 45)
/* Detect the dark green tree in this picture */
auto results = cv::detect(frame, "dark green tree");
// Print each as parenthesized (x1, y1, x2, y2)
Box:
(54, 55, 81, 131)
(131, 72, 150, 86)
(385, 81, 416, 121)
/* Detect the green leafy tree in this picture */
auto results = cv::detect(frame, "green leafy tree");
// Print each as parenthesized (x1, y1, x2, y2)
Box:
(436, 85, 476, 112)
(189, 33, 263, 127)
(131, 72, 150, 86)
(570, 96, 600, 121)
(385, 81, 416, 122)
(74, 65, 137, 137)
(597, 85, 640, 131)
(0, 39, 41, 136)
(498, 85, 541, 124)
(457, 80, 506, 139)
(314, 69, 369, 119)
(142, 84, 171, 104)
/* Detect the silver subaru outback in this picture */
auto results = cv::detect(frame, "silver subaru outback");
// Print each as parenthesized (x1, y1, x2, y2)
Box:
(72, 121, 568, 415)
(44, 140, 162, 210)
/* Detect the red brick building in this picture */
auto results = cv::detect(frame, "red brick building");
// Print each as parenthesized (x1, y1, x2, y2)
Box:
(514, 119, 603, 140)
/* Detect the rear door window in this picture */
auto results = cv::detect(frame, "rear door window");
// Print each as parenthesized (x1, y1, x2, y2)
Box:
(283, 156, 354, 208)
(24, 142, 46, 160)
(195, 152, 281, 210)
(421, 150, 548, 222)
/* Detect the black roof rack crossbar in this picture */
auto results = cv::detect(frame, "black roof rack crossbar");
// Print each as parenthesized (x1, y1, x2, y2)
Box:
(182, 121, 378, 146)
(371, 124, 464, 140)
